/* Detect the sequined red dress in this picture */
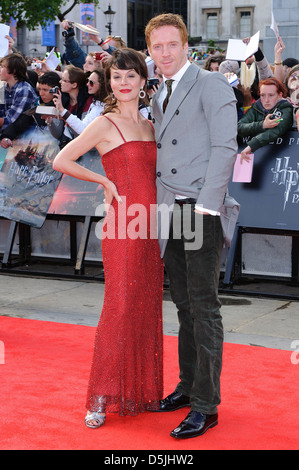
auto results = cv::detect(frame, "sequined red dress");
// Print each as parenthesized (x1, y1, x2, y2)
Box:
(86, 117, 164, 416)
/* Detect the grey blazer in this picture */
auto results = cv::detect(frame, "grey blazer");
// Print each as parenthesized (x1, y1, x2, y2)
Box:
(151, 63, 240, 257)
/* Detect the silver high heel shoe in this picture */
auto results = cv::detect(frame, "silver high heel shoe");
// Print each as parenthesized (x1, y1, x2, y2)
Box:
(85, 410, 106, 429)
(85, 396, 106, 429)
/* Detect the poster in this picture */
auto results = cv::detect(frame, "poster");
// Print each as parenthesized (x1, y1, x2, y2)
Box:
(0, 147, 7, 171)
(0, 127, 62, 228)
(41, 20, 56, 47)
(48, 147, 106, 217)
(79, 3, 95, 46)
(230, 130, 299, 231)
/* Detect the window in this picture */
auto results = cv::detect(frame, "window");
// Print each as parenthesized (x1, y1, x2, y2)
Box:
(240, 11, 252, 38)
(202, 9, 221, 40)
(207, 12, 218, 39)
(235, 7, 254, 38)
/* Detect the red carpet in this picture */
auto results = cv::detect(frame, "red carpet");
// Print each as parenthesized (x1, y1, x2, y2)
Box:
(0, 316, 298, 450)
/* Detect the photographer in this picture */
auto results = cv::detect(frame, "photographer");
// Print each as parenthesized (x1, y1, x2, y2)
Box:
(37, 72, 61, 105)
(53, 69, 106, 135)
(238, 77, 293, 162)
(139, 65, 162, 119)
(34, 71, 61, 127)
(61, 20, 116, 70)
(46, 65, 91, 148)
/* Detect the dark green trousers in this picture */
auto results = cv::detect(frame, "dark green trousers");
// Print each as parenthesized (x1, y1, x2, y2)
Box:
(163, 203, 224, 414)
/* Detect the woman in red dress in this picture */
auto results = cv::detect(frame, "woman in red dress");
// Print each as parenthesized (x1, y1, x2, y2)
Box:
(53, 49, 163, 429)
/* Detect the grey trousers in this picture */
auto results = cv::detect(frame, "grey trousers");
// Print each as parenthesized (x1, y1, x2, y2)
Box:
(163, 203, 224, 414)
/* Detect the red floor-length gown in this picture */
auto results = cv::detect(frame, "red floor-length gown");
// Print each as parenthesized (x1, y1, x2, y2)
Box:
(86, 116, 164, 416)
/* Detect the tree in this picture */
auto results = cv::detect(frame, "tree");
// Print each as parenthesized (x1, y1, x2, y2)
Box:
(0, 0, 100, 31)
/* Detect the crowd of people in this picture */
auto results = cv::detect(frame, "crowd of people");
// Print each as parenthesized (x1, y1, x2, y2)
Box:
(1, 15, 299, 441)
(1, 22, 299, 151)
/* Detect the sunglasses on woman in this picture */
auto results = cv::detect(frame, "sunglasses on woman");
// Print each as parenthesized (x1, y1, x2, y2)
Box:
(87, 79, 96, 86)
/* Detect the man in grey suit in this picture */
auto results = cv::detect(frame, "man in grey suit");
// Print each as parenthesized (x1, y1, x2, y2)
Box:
(145, 14, 239, 439)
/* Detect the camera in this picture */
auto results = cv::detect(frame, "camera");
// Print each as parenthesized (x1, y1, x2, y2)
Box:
(49, 86, 60, 95)
(269, 111, 282, 120)
(147, 78, 159, 90)
(62, 22, 75, 38)
(31, 62, 42, 70)
(95, 52, 105, 61)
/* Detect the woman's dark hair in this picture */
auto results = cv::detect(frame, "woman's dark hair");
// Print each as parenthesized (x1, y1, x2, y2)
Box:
(91, 69, 107, 103)
(60, 65, 89, 118)
(1, 53, 28, 81)
(103, 48, 148, 114)
(203, 54, 225, 71)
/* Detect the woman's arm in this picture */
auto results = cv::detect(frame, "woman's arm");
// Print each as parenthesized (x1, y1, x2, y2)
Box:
(53, 116, 121, 206)
(273, 37, 285, 82)
(242, 105, 293, 153)
(63, 101, 104, 135)
(237, 107, 264, 137)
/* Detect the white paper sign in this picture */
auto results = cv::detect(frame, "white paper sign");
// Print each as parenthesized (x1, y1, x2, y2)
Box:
(270, 13, 280, 40)
(73, 22, 99, 35)
(0, 24, 10, 57)
(226, 31, 260, 61)
(44, 48, 60, 71)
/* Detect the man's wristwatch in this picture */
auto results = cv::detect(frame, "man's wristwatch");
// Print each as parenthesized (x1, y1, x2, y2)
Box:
(97, 38, 104, 46)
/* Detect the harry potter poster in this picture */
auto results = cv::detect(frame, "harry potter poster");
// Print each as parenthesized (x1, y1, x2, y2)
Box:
(0, 128, 62, 228)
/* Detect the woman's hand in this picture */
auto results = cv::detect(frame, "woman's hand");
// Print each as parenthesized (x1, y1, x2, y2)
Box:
(263, 114, 282, 129)
(102, 180, 122, 214)
(52, 90, 64, 115)
(87, 27, 101, 45)
(274, 36, 285, 60)
(42, 115, 54, 125)
(5, 35, 14, 54)
(98, 51, 111, 63)
(240, 146, 253, 163)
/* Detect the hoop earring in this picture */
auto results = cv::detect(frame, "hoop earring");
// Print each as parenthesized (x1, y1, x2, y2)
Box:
(139, 89, 146, 99)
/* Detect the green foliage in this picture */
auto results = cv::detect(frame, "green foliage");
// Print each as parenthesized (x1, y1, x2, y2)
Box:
(0, 0, 100, 30)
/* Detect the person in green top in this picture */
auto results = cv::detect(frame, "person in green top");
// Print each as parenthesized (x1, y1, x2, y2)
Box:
(238, 77, 293, 163)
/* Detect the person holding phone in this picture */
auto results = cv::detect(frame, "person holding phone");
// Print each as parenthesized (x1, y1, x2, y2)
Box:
(238, 77, 293, 163)
(45, 65, 91, 148)
(52, 69, 106, 135)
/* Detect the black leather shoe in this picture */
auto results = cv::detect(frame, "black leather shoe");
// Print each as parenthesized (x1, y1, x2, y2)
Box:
(170, 410, 218, 439)
(153, 391, 190, 412)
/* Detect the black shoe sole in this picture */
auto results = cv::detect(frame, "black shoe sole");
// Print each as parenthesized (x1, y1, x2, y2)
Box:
(170, 420, 218, 439)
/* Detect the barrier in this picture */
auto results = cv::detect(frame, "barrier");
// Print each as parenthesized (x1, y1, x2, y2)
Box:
(224, 129, 299, 290)
(1, 126, 299, 292)
(0, 126, 105, 276)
